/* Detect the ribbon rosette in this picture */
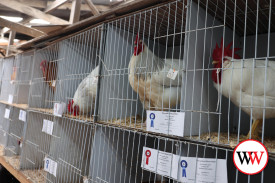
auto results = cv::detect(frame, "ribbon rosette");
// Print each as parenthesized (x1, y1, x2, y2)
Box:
(180, 160, 188, 177)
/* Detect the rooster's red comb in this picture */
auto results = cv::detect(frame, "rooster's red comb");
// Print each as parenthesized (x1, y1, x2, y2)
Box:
(212, 38, 241, 62)
(135, 35, 140, 44)
(68, 99, 74, 113)
(40, 60, 47, 66)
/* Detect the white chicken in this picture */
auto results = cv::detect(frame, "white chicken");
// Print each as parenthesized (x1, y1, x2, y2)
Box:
(128, 35, 184, 111)
(212, 39, 275, 139)
(68, 66, 99, 116)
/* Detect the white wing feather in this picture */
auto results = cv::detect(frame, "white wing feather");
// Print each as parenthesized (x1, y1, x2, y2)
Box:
(73, 66, 99, 114)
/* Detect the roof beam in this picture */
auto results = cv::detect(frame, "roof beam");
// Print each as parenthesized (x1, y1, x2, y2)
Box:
(0, 17, 46, 37)
(69, 0, 82, 24)
(2, 17, 33, 35)
(0, 0, 69, 25)
(14, 0, 109, 12)
(84, 0, 100, 15)
(44, 0, 68, 13)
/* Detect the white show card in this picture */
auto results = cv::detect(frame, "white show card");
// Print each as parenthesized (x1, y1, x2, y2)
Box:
(156, 151, 173, 177)
(47, 120, 54, 135)
(4, 109, 10, 119)
(8, 95, 13, 104)
(42, 119, 47, 132)
(53, 102, 66, 117)
(140, 148, 228, 183)
(51, 80, 56, 87)
(44, 157, 58, 177)
(171, 155, 197, 182)
(141, 147, 158, 172)
(19, 110, 27, 122)
(146, 111, 185, 137)
(42, 119, 54, 135)
(196, 158, 227, 183)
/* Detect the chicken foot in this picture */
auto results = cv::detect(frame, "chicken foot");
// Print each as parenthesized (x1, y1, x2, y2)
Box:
(246, 119, 263, 140)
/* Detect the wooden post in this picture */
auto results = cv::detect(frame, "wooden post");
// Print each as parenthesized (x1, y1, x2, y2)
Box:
(6, 30, 16, 56)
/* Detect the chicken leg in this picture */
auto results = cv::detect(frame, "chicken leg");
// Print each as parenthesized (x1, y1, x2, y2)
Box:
(246, 119, 263, 140)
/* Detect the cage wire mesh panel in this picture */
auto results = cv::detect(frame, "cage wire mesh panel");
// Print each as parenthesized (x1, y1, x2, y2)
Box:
(13, 51, 34, 104)
(46, 118, 94, 183)
(87, 123, 275, 183)
(44, 25, 102, 183)
(0, 58, 3, 94)
(0, 0, 272, 182)
(181, 0, 275, 153)
(29, 44, 59, 110)
(21, 25, 103, 183)
(55, 25, 101, 121)
(20, 111, 53, 182)
(5, 107, 25, 158)
(0, 56, 16, 102)
(97, 0, 187, 133)
(0, 103, 10, 146)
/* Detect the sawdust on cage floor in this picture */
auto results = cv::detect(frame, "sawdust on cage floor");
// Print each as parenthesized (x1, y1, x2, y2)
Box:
(0, 145, 4, 156)
(21, 169, 46, 183)
(194, 132, 275, 153)
(30, 108, 94, 122)
(0, 145, 46, 183)
(0, 100, 28, 109)
(110, 115, 146, 130)
(4, 155, 20, 170)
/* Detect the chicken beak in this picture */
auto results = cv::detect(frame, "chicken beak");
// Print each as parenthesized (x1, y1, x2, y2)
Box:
(212, 61, 219, 65)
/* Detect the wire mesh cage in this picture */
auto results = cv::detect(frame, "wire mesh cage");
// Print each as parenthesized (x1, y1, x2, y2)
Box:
(180, 0, 275, 153)
(46, 118, 94, 183)
(20, 111, 53, 182)
(29, 44, 59, 110)
(0, 0, 273, 182)
(0, 58, 3, 94)
(13, 50, 34, 104)
(86, 123, 275, 183)
(21, 25, 103, 183)
(0, 103, 11, 147)
(97, 0, 187, 133)
(0, 56, 16, 103)
(55, 25, 102, 121)
(4, 107, 26, 157)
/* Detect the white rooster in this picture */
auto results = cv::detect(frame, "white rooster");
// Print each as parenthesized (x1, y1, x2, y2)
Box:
(212, 39, 275, 139)
(68, 66, 99, 116)
(128, 35, 184, 111)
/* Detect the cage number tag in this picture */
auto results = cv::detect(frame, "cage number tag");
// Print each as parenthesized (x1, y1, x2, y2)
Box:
(51, 80, 56, 87)
(4, 109, 10, 119)
(19, 110, 26, 122)
(42, 119, 54, 135)
(167, 69, 178, 80)
(44, 157, 57, 177)
(8, 95, 13, 104)
(53, 102, 66, 117)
